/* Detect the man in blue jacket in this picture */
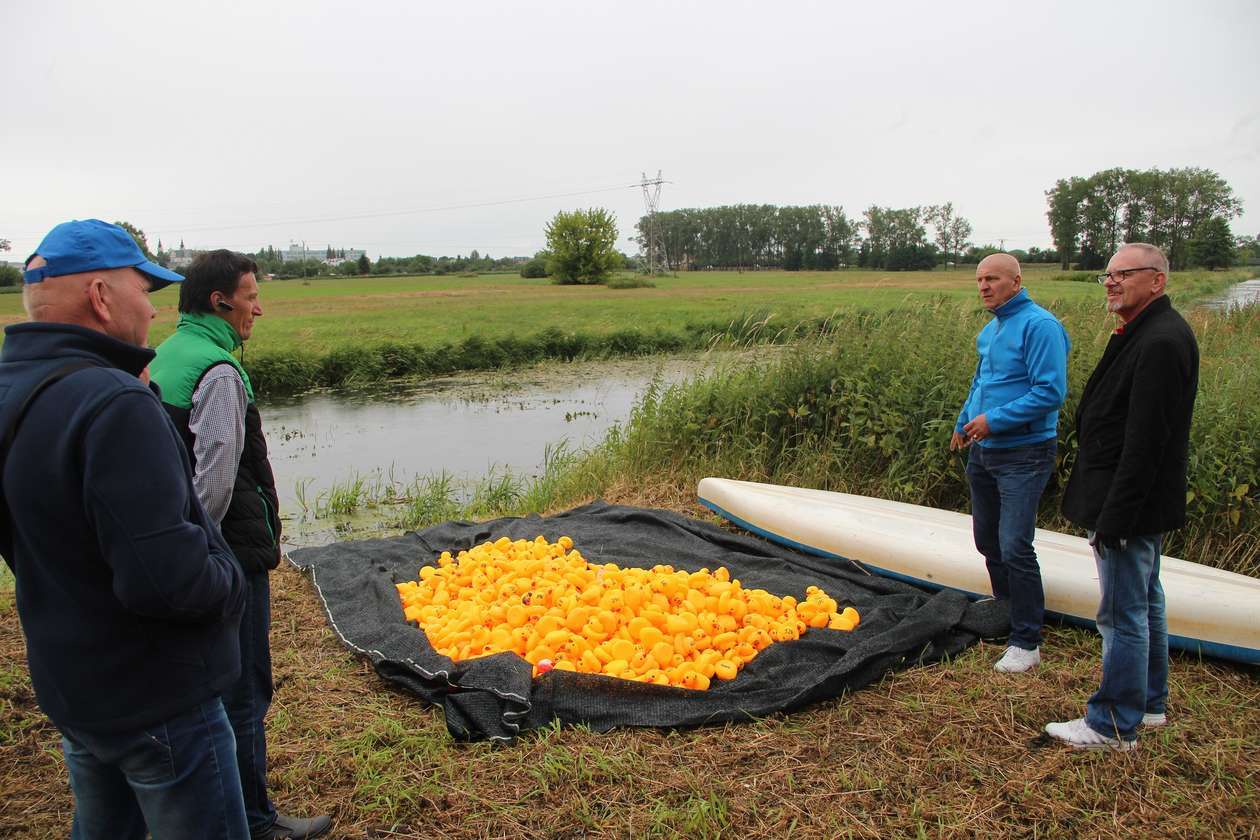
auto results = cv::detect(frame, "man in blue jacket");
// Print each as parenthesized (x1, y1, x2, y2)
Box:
(0, 220, 249, 838)
(951, 253, 1070, 673)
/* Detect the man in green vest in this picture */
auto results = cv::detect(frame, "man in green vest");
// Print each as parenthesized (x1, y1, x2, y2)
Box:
(151, 251, 330, 840)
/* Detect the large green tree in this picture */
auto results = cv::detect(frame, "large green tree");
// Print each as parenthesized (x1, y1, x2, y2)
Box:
(1235, 233, 1260, 265)
(1190, 217, 1236, 269)
(860, 206, 936, 270)
(639, 204, 856, 270)
(545, 208, 622, 284)
(1, 225, 17, 284)
(113, 221, 155, 260)
(925, 203, 974, 268)
(1045, 168, 1242, 270)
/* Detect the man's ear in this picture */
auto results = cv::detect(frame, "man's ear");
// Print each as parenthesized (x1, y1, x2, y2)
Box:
(85, 276, 112, 325)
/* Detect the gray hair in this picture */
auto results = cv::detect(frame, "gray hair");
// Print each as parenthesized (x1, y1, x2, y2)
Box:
(1116, 242, 1169, 275)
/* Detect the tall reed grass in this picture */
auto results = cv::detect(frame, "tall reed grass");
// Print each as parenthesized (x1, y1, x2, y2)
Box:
(292, 273, 1256, 575)
(542, 297, 1259, 575)
(248, 313, 875, 399)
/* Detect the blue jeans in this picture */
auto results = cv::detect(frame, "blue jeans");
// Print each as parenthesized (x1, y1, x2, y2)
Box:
(1086, 533, 1168, 742)
(966, 439, 1057, 649)
(60, 697, 248, 840)
(223, 571, 278, 836)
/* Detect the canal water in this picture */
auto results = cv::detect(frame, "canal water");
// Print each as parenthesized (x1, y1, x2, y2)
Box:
(261, 351, 759, 539)
(1199, 278, 1260, 311)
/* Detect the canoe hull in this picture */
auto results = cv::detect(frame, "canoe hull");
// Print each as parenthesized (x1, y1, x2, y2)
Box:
(697, 477, 1260, 665)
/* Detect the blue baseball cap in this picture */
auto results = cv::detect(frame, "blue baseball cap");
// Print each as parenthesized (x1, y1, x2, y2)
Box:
(23, 219, 184, 291)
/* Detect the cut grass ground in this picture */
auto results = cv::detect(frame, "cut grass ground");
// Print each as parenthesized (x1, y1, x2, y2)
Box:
(4, 267, 1248, 399)
(2, 488, 1257, 839)
(4, 267, 1246, 356)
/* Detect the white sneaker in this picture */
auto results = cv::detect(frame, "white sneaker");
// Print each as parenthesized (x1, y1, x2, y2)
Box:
(1045, 717, 1137, 752)
(994, 645, 1040, 673)
(1142, 712, 1168, 727)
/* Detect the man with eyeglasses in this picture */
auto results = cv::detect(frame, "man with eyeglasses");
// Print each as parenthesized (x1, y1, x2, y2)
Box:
(951, 253, 1070, 674)
(1046, 242, 1199, 751)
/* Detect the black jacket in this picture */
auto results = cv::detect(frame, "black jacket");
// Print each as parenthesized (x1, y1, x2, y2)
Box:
(0, 323, 244, 733)
(166, 385, 282, 575)
(1061, 296, 1199, 537)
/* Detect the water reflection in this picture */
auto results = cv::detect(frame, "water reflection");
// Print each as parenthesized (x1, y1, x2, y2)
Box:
(1200, 278, 1260, 312)
(261, 352, 751, 522)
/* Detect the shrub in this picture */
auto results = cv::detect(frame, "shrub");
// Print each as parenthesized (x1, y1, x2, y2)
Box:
(557, 299, 1259, 574)
(607, 275, 656, 289)
(520, 257, 549, 279)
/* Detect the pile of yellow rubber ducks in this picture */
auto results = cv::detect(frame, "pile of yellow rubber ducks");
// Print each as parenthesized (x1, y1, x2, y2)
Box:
(395, 535, 860, 690)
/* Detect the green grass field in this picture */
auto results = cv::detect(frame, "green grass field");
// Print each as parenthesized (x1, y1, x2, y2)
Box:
(3, 266, 1213, 355)
(5, 266, 1246, 398)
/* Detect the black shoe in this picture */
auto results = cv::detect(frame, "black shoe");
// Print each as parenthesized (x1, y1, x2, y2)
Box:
(255, 813, 333, 839)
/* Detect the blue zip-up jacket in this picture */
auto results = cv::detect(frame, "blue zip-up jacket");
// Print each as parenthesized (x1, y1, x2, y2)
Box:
(955, 289, 1070, 449)
(0, 322, 244, 733)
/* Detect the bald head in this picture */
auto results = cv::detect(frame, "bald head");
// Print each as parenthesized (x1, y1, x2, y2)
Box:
(977, 253, 1021, 281)
(21, 256, 157, 347)
(1114, 242, 1169, 275)
(975, 253, 1023, 310)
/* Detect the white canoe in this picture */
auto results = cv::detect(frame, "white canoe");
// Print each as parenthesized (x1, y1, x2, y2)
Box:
(697, 477, 1260, 665)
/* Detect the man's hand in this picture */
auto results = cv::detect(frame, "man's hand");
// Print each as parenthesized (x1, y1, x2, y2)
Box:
(962, 414, 991, 444)
(1089, 532, 1127, 551)
(949, 431, 969, 451)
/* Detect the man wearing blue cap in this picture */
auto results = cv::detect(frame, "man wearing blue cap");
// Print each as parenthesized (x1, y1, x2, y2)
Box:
(0, 219, 250, 838)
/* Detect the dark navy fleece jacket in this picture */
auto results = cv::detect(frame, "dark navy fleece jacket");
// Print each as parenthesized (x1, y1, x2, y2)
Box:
(0, 322, 244, 733)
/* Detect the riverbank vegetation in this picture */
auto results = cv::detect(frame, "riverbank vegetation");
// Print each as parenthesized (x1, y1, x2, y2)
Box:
(543, 298, 1257, 575)
(286, 271, 1258, 576)
(4, 265, 1245, 399)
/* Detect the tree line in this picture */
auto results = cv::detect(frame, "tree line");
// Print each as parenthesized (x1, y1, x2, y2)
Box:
(7, 167, 1249, 290)
(155, 244, 525, 279)
(1045, 167, 1243, 270)
(635, 203, 987, 271)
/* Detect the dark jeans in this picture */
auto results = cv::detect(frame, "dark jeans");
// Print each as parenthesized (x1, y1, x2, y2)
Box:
(60, 697, 249, 839)
(966, 439, 1057, 650)
(1086, 533, 1168, 742)
(223, 571, 278, 836)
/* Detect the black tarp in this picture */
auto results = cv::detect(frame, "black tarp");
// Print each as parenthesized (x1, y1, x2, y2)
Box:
(289, 502, 1007, 742)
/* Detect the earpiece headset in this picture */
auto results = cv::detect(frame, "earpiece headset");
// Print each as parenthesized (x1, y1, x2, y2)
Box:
(215, 299, 234, 311)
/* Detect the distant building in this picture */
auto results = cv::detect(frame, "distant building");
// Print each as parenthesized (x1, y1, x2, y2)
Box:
(155, 239, 202, 270)
(281, 243, 365, 265)
(167, 247, 202, 269)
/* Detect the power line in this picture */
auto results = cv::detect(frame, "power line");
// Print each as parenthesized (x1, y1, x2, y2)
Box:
(0, 180, 657, 248)
(639, 171, 667, 275)
(155, 181, 651, 236)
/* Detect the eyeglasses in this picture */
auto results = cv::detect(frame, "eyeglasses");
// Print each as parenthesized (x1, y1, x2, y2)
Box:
(1096, 267, 1159, 284)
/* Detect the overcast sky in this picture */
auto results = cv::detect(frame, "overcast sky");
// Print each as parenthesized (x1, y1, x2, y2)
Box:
(3, 0, 1257, 260)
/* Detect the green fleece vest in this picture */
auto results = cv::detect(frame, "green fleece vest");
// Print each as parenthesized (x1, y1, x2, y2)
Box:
(150, 312, 280, 574)
(150, 312, 254, 407)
